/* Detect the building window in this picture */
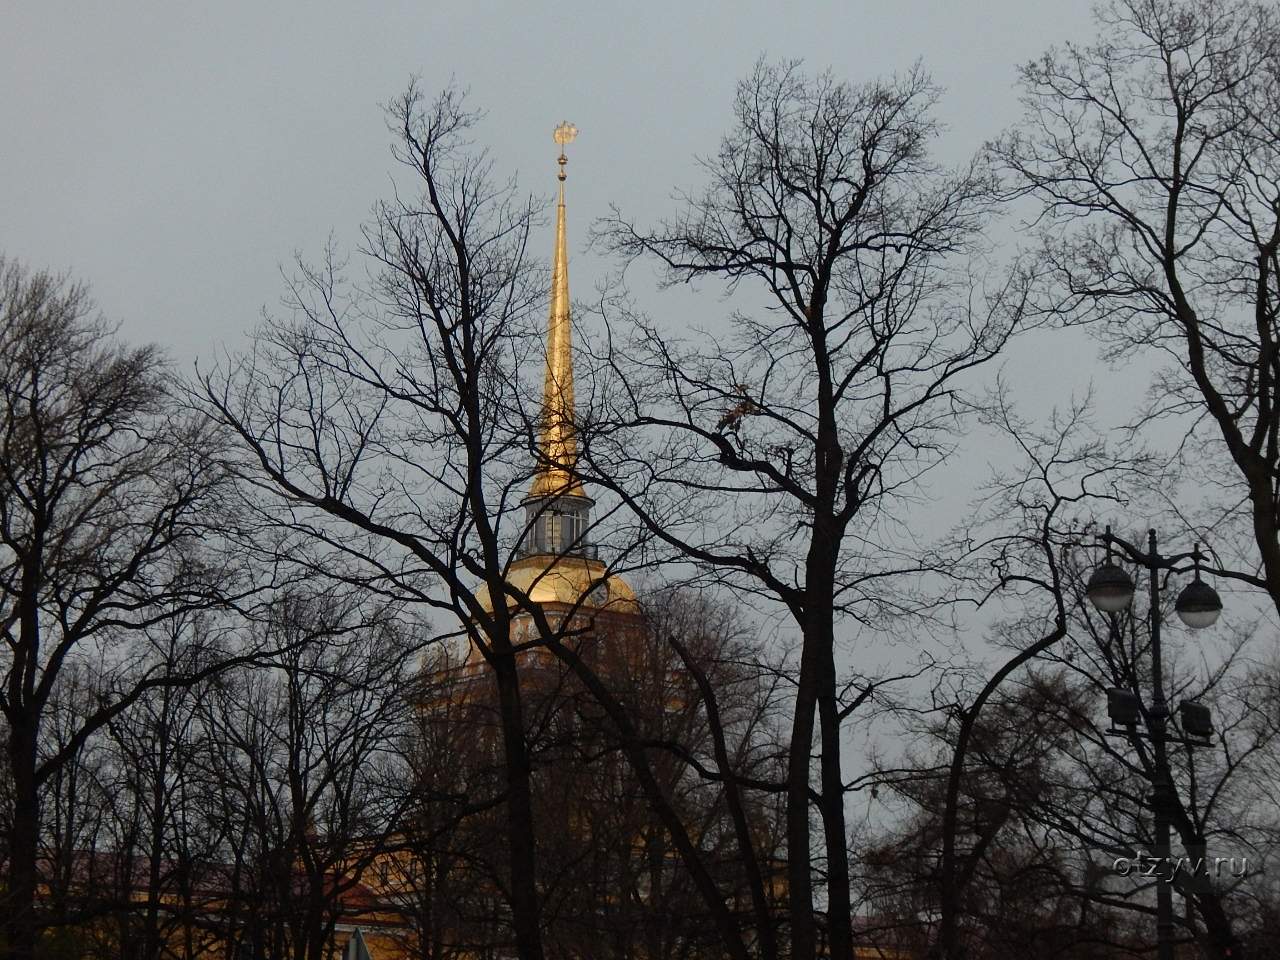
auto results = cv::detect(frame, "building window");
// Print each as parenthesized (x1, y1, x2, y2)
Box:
(558, 508, 583, 546)
(524, 502, 588, 555)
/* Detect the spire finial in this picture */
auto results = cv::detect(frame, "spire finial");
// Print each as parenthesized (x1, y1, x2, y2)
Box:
(529, 122, 584, 500)
(553, 121, 578, 182)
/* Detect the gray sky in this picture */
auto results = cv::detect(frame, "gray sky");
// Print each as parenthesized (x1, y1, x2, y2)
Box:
(4, 0, 1144, 639)
(8, 0, 1231, 787)
(4, 0, 1100, 364)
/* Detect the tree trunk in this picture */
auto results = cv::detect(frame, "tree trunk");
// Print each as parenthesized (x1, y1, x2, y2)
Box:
(785, 644, 819, 960)
(5, 715, 40, 960)
(816, 633, 853, 960)
(490, 647, 545, 960)
(804, 549, 853, 960)
(935, 624, 1066, 960)
(1178, 836, 1245, 960)
(142, 732, 169, 960)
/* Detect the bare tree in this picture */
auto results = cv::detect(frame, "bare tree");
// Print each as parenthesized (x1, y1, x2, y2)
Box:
(198, 590, 416, 960)
(393, 644, 511, 960)
(0, 257, 238, 960)
(96, 611, 234, 960)
(868, 676, 1154, 960)
(591, 59, 1024, 960)
(400, 589, 788, 960)
(33, 663, 118, 957)
(866, 384, 1272, 960)
(996, 0, 1280, 611)
(915, 618, 1276, 960)
(927, 390, 1142, 960)
(197, 83, 652, 960)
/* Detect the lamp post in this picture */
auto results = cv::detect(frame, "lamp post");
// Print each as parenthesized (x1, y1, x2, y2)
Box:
(1085, 526, 1223, 960)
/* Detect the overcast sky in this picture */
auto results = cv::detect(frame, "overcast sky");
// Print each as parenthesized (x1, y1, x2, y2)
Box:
(4, 0, 1102, 365)
(10, 2, 1226, 776)
(4, 0, 1154, 617)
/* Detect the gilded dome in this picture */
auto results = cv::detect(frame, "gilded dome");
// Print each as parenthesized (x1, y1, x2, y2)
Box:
(477, 554, 638, 616)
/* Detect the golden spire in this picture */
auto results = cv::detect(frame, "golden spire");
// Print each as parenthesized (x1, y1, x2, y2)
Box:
(529, 121, 585, 500)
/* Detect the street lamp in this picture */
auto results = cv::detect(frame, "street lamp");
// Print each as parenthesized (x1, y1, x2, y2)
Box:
(1085, 553, 1135, 612)
(1175, 571, 1224, 629)
(1086, 526, 1224, 960)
